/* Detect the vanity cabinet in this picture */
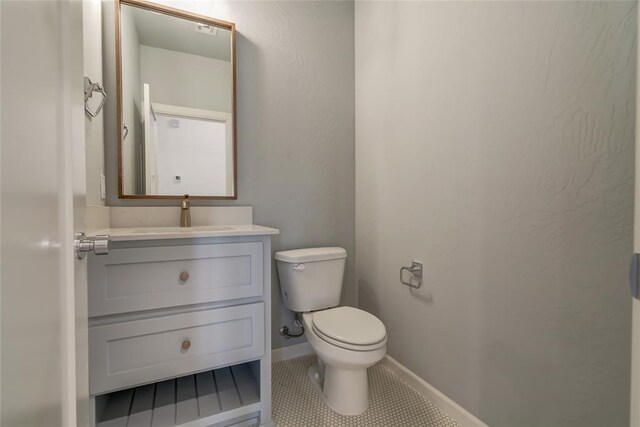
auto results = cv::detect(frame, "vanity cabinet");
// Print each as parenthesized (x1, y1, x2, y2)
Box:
(87, 228, 277, 427)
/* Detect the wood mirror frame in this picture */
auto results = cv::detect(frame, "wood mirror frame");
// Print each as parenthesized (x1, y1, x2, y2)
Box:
(115, 0, 237, 200)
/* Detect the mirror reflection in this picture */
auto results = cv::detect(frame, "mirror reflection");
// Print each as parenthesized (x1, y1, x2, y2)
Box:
(118, 1, 236, 198)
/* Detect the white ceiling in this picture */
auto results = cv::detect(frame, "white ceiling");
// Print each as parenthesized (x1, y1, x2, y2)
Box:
(126, 4, 232, 62)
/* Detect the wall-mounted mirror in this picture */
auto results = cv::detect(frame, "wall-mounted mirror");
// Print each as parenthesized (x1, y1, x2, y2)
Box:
(116, 0, 236, 199)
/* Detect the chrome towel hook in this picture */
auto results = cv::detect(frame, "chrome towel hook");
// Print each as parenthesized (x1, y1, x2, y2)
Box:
(84, 76, 106, 118)
(400, 261, 423, 289)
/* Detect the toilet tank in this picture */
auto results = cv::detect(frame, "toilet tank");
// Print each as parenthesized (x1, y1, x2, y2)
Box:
(275, 247, 347, 312)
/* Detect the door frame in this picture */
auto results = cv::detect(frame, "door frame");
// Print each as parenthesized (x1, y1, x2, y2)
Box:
(631, 4, 640, 426)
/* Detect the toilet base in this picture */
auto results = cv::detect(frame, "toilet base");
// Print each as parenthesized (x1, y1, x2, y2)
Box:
(307, 359, 369, 416)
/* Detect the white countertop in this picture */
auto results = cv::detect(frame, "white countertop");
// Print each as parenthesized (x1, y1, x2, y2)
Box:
(89, 224, 279, 241)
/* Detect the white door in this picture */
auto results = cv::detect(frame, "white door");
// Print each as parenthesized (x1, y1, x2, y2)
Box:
(143, 83, 159, 194)
(1, 1, 89, 426)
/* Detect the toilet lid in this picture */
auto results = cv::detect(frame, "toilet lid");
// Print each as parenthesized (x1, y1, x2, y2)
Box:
(312, 306, 386, 346)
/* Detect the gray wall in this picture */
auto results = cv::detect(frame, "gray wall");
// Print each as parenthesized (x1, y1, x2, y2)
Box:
(84, 0, 106, 206)
(103, 1, 355, 349)
(140, 45, 232, 113)
(120, 5, 142, 194)
(355, 2, 635, 426)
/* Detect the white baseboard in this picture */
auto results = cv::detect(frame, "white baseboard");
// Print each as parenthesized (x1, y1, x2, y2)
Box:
(380, 356, 488, 427)
(271, 342, 312, 363)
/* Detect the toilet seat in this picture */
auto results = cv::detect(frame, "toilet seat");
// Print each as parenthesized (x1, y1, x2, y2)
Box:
(311, 307, 386, 351)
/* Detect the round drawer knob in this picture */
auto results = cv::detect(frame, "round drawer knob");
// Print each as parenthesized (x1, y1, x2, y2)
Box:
(181, 339, 191, 351)
(179, 271, 190, 282)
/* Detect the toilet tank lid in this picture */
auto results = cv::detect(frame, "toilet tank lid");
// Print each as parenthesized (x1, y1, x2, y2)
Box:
(275, 247, 346, 263)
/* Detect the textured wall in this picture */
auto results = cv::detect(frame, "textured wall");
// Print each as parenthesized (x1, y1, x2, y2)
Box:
(102, 1, 355, 349)
(84, 0, 105, 206)
(355, 2, 635, 426)
(120, 5, 142, 194)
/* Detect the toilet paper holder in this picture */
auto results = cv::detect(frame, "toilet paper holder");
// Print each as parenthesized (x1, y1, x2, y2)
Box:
(400, 261, 423, 289)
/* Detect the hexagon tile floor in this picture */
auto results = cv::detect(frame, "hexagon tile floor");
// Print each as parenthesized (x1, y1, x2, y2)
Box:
(272, 355, 462, 427)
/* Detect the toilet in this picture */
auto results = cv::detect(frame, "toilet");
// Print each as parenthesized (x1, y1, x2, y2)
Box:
(275, 247, 387, 415)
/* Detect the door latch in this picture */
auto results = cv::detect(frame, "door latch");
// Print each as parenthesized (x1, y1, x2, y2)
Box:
(630, 253, 640, 299)
(74, 232, 110, 260)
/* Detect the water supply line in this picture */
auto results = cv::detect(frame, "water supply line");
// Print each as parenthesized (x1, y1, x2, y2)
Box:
(280, 312, 304, 338)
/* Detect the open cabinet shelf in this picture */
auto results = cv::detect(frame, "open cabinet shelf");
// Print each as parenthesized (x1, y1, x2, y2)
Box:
(96, 362, 261, 427)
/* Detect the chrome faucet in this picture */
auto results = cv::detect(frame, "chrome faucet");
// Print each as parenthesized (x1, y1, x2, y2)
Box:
(180, 194, 191, 227)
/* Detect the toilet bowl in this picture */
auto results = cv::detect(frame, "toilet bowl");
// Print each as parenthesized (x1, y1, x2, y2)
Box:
(275, 247, 387, 415)
(302, 307, 387, 415)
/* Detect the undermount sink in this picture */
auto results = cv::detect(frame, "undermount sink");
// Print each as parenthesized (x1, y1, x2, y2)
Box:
(131, 225, 234, 233)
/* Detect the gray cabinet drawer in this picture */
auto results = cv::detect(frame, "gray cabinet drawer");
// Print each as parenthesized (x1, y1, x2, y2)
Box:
(89, 302, 264, 395)
(88, 242, 263, 316)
